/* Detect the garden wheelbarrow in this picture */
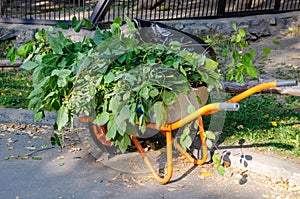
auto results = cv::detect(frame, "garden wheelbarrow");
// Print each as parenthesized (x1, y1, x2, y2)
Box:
(79, 79, 298, 184)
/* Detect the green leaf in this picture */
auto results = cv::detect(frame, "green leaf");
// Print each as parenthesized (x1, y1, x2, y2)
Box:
(110, 23, 121, 35)
(205, 130, 216, 140)
(32, 156, 42, 160)
(115, 105, 130, 125)
(51, 69, 72, 77)
(235, 72, 244, 84)
(217, 165, 225, 176)
(9, 53, 16, 64)
(83, 18, 93, 28)
(56, 23, 70, 30)
(235, 34, 241, 42)
(149, 88, 159, 98)
(47, 34, 64, 54)
(34, 111, 44, 121)
(272, 40, 281, 46)
(6, 47, 16, 64)
(232, 23, 237, 31)
(20, 61, 38, 71)
(113, 17, 122, 25)
(187, 104, 195, 114)
(51, 133, 62, 148)
(180, 126, 192, 151)
(74, 20, 84, 33)
(106, 118, 117, 140)
(51, 69, 72, 87)
(32, 66, 44, 85)
(212, 154, 221, 166)
(249, 49, 256, 57)
(204, 38, 212, 44)
(17, 44, 33, 58)
(109, 95, 122, 113)
(104, 72, 115, 84)
(93, 27, 104, 45)
(41, 54, 60, 66)
(93, 112, 110, 126)
(28, 97, 40, 109)
(140, 87, 149, 100)
(71, 16, 77, 28)
(162, 91, 178, 106)
(263, 47, 271, 56)
(206, 139, 213, 148)
(238, 29, 246, 37)
(116, 134, 131, 153)
(56, 105, 69, 131)
(28, 86, 43, 98)
(205, 58, 218, 70)
(138, 114, 146, 133)
(246, 66, 258, 78)
(153, 101, 169, 127)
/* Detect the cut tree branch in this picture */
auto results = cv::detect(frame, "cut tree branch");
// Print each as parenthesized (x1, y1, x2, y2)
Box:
(221, 79, 300, 96)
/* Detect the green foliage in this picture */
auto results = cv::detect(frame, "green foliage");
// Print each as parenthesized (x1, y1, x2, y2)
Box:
(12, 17, 259, 153)
(212, 153, 225, 176)
(204, 130, 216, 149)
(205, 23, 271, 83)
(50, 133, 63, 150)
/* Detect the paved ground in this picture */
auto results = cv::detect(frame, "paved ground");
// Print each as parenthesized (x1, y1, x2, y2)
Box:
(1, 18, 300, 199)
(251, 30, 300, 81)
(1, 109, 300, 199)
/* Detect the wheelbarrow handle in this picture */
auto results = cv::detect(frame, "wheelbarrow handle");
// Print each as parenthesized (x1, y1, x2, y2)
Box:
(219, 102, 240, 111)
(276, 79, 298, 87)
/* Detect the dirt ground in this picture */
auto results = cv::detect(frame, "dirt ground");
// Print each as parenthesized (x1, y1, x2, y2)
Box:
(250, 30, 300, 80)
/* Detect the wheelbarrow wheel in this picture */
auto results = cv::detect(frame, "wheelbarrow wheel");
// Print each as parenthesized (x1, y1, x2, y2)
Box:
(77, 120, 120, 159)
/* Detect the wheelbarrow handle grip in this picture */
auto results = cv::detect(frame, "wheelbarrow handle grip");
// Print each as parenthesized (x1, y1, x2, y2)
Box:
(219, 103, 240, 111)
(276, 79, 298, 87)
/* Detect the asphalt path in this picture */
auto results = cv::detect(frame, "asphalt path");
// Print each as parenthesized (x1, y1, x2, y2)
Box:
(1, 122, 299, 199)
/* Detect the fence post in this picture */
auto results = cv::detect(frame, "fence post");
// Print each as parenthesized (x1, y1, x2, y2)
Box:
(217, 0, 226, 16)
(274, 0, 280, 11)
(89, 0, 115, 25)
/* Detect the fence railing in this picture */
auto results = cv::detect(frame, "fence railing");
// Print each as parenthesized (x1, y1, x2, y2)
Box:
(0, 0, 98, 24)
(1, 0, 300, 25)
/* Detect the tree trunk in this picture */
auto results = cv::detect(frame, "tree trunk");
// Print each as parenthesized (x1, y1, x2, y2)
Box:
(221, 79, 300, 97)
(0, 59, 22, 67)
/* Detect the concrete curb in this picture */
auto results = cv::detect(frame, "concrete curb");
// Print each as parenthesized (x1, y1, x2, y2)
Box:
(1, 108, 299, 184)
(0, 108, 57, 126)
(216, 146, 300, 185)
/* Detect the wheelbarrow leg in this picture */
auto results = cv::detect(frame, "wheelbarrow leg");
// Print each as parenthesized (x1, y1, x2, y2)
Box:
(171, 116, 208, 165)
(130, 130, 173, 184)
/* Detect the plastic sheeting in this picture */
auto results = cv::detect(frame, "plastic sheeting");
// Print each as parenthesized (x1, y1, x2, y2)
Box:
(132, 18, 216, 60)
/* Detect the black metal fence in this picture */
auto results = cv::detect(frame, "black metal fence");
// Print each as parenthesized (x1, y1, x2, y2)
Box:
(0, 0, 98, 24)
(1, 0, 300, 25)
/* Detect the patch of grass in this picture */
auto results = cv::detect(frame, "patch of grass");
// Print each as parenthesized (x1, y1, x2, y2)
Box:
(287, 25, 300, 36)
(218, 94, 300, 157)
(0, 69, 33, 108)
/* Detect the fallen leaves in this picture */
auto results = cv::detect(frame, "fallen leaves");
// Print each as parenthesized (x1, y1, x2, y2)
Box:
(26, 146, 37, 151)
(69, 147, 81, 153)
(200, 171, 213, 177)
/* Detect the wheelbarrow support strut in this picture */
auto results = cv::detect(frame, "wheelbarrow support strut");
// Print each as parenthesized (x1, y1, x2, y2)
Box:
(131, 80, 298, 184)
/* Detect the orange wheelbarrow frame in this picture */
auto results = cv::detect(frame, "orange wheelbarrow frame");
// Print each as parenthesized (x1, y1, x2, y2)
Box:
(131, 80, 298, 184)
(79, 80, 298, 184)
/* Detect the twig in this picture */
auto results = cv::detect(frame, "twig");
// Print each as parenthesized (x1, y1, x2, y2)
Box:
(26, 146, 55, 157)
